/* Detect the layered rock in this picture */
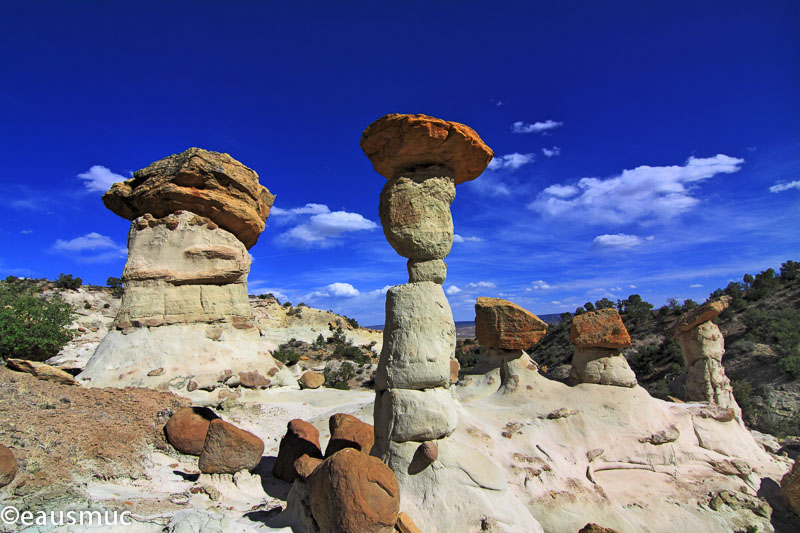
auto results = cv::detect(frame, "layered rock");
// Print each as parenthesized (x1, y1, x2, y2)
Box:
(569, 309, 637, 388)
(475, 297, 547, 350)
(362, 113, 534, 531)
(670, 297, 739, 414)
(79, 148, 293, 392)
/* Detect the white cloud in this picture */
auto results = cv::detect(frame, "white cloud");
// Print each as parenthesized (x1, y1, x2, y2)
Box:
(53, 232, 119, 252)
(629, 285, 637, 289)
(466, 281, 496, 289)
(453, 234, 484, 243)
(308, 282, 361, 299)
(529, 280, 554, 290)
(279, 209, 378, 247)
(20, 230, 33, 235)
(542, 146, 561, 158)
(542, 184, 578, 198)
(769, 180, 800, 193)
(77, 165, 126, 193)
(689, 283, 703, 288)
(446, 285, 462, 295)
(592, 233, 644, 249)
(271, 203, 330, 218)
(488, 152, 535, 171)
(465, 173, 512, 197)
(530, 154, 744, 224)
(512, 120, 563, 134)
(368, 285, 392, 296)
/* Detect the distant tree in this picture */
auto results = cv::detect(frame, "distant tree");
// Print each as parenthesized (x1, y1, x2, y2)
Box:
(594, 297, 614, 310)
(742, 273, 754, 289)
(583, 302, 595, 313)
(559, 312, 572, 324)
(780, 260, 799, 281)
(682, 299, 698, 311)
(574, 307, 586, 316)
(748, 268, 780, 300)
(55, 273, 82, 290)
(106, 276, 123, 297)
(618, 294, 653, 331)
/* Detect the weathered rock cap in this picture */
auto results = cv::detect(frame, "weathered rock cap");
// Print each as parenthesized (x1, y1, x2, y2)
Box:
(361, 113, 493, 184)
(569, 308, 632, 349)
(102, 148, 274, 249)
(475, 297, 547, 350)
(668, 296, 732, 338)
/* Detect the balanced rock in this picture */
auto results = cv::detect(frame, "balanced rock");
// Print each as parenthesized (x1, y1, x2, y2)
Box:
(361, 113, 493, 184)
(475, 297, 548, 349)
(669, 296, 731, 337)
(0, 444, 16, 487)
(308, 448, 400, 533)
(6, 359, 79, 386)
(379, 169, 455, 260)
(274, 419, 323, 482)
(164, 406, 220, 456)
(198, 419, 264, 474)
(325, 413, 374, 457)
(102, 147, 274, 249)
(374, 387, 458, 444)
(781, 458, 800, 516)
(569, 348, 637, 388)
(299, 370, 324, 389)
(407, 258, 447, 284)
(569, 308, 632, 349)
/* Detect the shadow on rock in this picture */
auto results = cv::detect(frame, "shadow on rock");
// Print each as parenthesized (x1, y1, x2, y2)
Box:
(757, 477, 800, 533)
(253, 455, 291, 499)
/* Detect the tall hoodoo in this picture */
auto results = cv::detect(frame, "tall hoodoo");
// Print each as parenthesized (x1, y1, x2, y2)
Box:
(363, 114, 539, 531)
(79, 148, 292, 392)
(568, 308, 638, 388)
(669, 296, 740, 415)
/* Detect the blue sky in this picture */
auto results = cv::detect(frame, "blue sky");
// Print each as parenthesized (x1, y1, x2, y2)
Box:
(1, 1, 798, 325)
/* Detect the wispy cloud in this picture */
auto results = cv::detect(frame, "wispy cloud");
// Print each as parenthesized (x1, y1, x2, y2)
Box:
(78, 165, 126, 193)
(768, 180, 800, 193)
(275, 205, 378, 248)
(529, 154, 744, 225)
(51, 232, 126, 262)
(528, 280, 554, 290)
(512, 120, 563, 134)
(466, 281, 496, 289)
(308, 282, 361, 299)
(270, 203, 330, 222)
(488, 152, 535, 170)
(20, 229, 33, 235)
(453, 234, 484, 243)
(446, 285, 461, 295)
(592, 233, 644, 249)
(689, 283, 703, 288)
(542, 146, 561, 158)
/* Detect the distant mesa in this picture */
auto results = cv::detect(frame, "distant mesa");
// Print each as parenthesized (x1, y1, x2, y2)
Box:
(102, 147, 274, 249)
(361, 113, 494, 184)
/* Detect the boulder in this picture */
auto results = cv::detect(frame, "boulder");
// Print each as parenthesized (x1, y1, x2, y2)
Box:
(569, 347, 637, 388)
(379, 172, 455, 260)
(781, 458, 800, 516)
(294, 454, 323, 480)
(6, 359, 79, 386)
(417, 441, 438, 463)
(475, 297, 548, 349)
(361, 113, 493, 185)
(325, 413, 374, 457)
(450, 358, 460, 384)
(0, 444, 16, 487)
(274, 419, 323, 482)
(407, 258, 447, 284)
(308, 448, 400, 533)
(376, 282, 455, 391)
(102, 147, 274, 249)
(299, 370, 324, 389)
(164, 406, 220, 456)
(669, 296, 732, 337)
(569, 308, 631, 349)
(198, 419, 264, 474)
(239, 371, 271, 389)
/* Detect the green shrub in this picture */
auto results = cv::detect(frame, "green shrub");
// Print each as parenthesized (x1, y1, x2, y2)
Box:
(55, 273, 82, 290)
(0, 281, 75, 362)
(345, 316, 359, 329)
(327, 325, 347, 345)
(324, 362, 355, 390)
(83, 301, 91, 310)
(106, 276, 123, 298)
(314, 334, 326, 347)
(103, 303, 110, 309)
(272, 344, 300, 366)
(334, 343, 370, 365)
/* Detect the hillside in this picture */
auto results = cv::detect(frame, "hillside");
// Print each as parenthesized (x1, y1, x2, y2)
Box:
(510, 261, 800, 438)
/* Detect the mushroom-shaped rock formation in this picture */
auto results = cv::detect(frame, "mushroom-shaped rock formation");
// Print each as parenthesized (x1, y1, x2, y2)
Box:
(669, 296, 740, 415)
(363, 113, 538, 532)
(568, 309, 637, 388)
(102, 147, 274, 249)
(79, 148, 293, 392)
(360, 113, 493, 185)
(475, 296, 548, 350)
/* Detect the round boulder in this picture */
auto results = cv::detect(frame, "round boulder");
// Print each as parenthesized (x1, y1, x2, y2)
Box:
(0, 444, 17, 487)
(274, 419, 323, 482)
(198, 419, 264, 474)
(164, 406, 220, 456)
(299, 371, 325, 389)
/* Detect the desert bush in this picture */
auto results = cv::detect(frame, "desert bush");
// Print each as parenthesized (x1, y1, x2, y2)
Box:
(327, 325, 348, 345)
(324, 362, 355, 390)
(55, 273, 82, 290)
(314, 334, 326, 347)
(345, 316, 359, 329)
(272, 343, 301, 366)
(0, 280, 75, 362)
(334, 343, 370, 365)
(106, 276, 123, 298)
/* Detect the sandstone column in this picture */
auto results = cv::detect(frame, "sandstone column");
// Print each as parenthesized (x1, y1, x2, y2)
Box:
(361, 114, 493, 458)
(568, 308, 638, 387)
(79, 148, 292, 393)
(669, 296, 740, 415)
